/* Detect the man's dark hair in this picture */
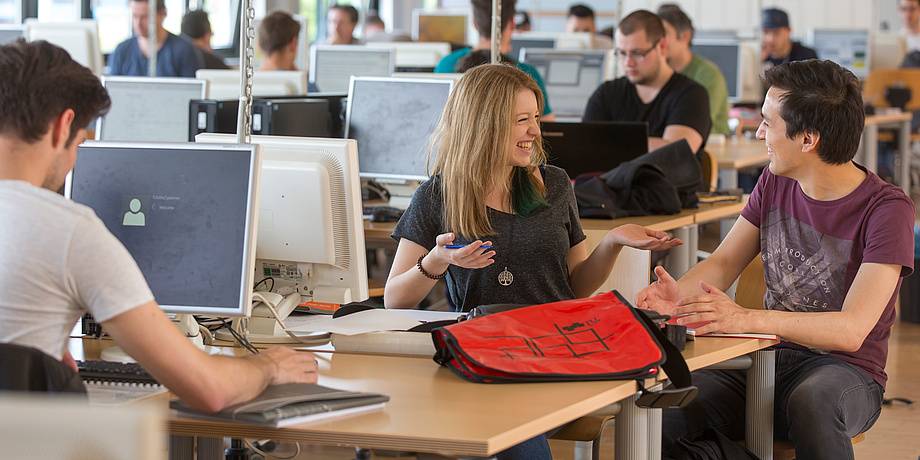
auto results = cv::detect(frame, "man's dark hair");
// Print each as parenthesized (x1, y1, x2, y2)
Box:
(567, 4, 595, 19)
(0, 39, 110, 146)
(763, 60, 865, 165)
(472, 0, 516, 39)
(365, 12, 384, 28)
(259, 10, 301, 55)
(330, 3, 359, 24)
(455, 49, 515, 73)
(656, 4, 694, 42)
(617, 10, 665, 44)
(129, 0, 166, 13)
(181, 9, 211, 39)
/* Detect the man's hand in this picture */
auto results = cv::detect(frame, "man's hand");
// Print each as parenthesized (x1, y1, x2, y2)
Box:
(259, 347, 319, 384)
(635, 265, 680, 315)
(671, 280, 753, 335)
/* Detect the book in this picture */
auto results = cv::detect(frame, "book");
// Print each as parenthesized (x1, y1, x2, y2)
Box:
(169, 383, 389, 427)
(86, 381, 169, 407)
(668, 315, 779, 341)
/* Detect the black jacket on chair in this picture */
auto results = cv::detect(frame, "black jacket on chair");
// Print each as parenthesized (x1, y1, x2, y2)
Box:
(0, 343, 86, 394)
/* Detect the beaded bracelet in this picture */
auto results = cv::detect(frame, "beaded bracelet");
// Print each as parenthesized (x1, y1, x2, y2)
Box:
(417, 253, 447, 280)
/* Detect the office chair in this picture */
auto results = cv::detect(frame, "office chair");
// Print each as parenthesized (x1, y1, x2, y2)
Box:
(0, 343, 85, 393)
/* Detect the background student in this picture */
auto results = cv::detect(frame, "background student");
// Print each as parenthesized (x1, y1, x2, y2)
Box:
(258, 10, 301, 71)
(109, 0, 203, 77)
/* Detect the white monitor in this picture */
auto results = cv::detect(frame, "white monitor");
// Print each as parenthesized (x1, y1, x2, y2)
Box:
(345, 76, 455, 208)
(25, 19, 103, 75)
(0, 24, 26, 45)
(196, 133, 369, 341)
(252, 14, 309, 73)
(392, 71, 463, 81)
(65, 141, 261, 318)
(366, 41, 451, 72)
(808, 29, 870, 79)
(692, 38, 743, 102)
(411, 10, 470, 45)
(511, 32, 593, 60)
(308, 45, 394, 93)
(196, 69, 307, 100)
(520, 49, 609, 118)
(96, 76, 208, 142)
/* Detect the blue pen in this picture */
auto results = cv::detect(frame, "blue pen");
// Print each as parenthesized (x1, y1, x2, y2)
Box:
(445, 244, 492, 249)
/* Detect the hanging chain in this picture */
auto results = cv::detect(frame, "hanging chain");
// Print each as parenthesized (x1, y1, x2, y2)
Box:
(237, 0, 256, 144)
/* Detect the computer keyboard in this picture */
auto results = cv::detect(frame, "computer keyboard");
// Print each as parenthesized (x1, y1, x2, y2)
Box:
(362, 205, 404, 222)
(76, 359, 160, 385)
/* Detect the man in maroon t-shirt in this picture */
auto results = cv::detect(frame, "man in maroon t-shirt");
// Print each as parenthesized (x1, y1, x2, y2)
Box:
(636, 59, 914, 460)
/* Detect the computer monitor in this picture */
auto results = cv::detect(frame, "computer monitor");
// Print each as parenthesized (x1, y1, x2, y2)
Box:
(195, 69, 307, 100)
(309, 45, 394, 93)
(412, 10, 469, 45)
(510, 32, 593, 60)
(541, 121, 649, 179)
(520, 49, 609, 119)
(345, 76, 455, 208)
(96, 76, 208, 142)
(366, 41, 452, 72)
(25, 19, 103, 75)
(65, 141, 261, 356)
(252, 14, 309, 72)
(0, 24, 26, 45)
(808, 29, 870, 79)
(692, 38, 743, 102)
(196, 133, 368, 341)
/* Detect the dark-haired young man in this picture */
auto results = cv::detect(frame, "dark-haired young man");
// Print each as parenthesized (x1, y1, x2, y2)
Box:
(0, 39, 318, 412)
(324, 3, 360, 45)
(636, 59, 914, 459)
(434, 0, 555, 121)
(259, 10, 301, 71)
(110, 0, 203, 77)
(564, 4, 613, 49)
(180, 9, 229, 69)
(583, 9, 710, 157)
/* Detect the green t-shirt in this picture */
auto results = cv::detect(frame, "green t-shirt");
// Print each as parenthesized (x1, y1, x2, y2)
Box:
(683, 54, 731, 136)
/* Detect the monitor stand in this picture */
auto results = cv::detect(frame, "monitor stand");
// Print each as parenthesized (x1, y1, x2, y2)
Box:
(214, 291, 331, 344)
(379, 179, 421, 210)
(100, 314, 216, 362)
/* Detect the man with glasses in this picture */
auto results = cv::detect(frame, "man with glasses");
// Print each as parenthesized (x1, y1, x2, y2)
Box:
(583, 10, 710, 158)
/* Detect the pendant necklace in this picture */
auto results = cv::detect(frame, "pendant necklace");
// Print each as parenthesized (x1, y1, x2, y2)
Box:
(497, 213, 514, 286)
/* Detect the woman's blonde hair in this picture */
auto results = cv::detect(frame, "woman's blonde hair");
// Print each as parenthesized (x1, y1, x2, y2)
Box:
(428, 63, 546, 239)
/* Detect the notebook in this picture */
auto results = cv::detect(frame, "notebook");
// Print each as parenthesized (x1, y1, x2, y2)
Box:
(541, 121, 649, 179)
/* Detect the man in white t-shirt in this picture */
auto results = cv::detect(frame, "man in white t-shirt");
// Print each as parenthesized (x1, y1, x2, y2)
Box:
(900, 0, 920, 60)
(0, 39, 317, 412)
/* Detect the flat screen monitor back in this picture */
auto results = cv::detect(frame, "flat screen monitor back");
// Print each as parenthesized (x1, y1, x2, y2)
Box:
(809, 29, 870, 79)
(520, 49, 607, 118)
(692, 39, 742, 102)
(309, 45, 394, 93)
(0, 25, 26, 45)
(98, 76, 207, 142)
(66, 141, 260, 317)
(541, 121, 648, 179)
(345, 77, 455, 182)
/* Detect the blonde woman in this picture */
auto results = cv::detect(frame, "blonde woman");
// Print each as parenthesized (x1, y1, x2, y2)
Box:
(385, 63, 682, 459)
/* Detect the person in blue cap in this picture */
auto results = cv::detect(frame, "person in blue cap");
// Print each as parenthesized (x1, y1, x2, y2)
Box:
(761, 8, 817, 69)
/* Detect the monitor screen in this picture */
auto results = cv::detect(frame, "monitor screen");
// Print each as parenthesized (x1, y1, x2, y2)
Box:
(541, 121, 649, 179)
(692, 39, 742, 102)
(309, 45, 394, 93)
(97, 76, 208, 142)
(345, 76, 454, 183)
(412, 11, 468, 45)
(0, 25, 25, 45)
(66, 141, 261, 317)
(510, 37, 556, 61)
(809, 29, 869, 79)
(520, 49, 608, 118)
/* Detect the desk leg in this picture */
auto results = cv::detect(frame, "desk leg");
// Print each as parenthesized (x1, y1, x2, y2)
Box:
(615, 393, 649, 460)
(863, 125, 879, 174)
(899, 119, 912, 193)
(746, 349, 775, 460)
(667, 224, 696, 278)
(718, 169, 739, 190)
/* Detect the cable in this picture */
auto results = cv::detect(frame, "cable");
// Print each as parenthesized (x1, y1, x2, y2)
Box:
(251, 291, 331, 345)
(244, 439, 300, 459)
(253, 277, 274, 292)
(219, 317, 259, 354)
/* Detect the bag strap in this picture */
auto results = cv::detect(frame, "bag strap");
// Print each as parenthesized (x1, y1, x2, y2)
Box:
(633, 310, 698, 409)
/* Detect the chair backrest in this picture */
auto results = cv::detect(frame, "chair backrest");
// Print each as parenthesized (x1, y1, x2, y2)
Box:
(735, 254, 766, 310)
(864, 69, 920, 110)
(0, 343, 86, 394)
(700, 149, 718, 193)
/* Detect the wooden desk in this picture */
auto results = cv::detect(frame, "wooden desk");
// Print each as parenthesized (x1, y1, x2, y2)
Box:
(860, 112, 912, 193)
(706, 138, 769, 190)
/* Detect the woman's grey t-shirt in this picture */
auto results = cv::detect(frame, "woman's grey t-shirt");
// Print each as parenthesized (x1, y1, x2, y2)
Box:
(392, 165, 587, 312)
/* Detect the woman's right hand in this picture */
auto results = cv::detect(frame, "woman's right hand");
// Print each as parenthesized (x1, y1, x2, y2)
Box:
(430, 233, 495, 270)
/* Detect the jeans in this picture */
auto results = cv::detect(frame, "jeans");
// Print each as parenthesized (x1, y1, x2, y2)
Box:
(494, 434, 552, 460)
(662, 348, 883, 460)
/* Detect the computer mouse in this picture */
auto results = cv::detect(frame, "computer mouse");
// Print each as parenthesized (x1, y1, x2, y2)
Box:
(371, 207, 402, 222)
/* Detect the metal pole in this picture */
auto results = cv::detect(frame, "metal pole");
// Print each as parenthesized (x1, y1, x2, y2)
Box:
(490, 0, 500, 63)
(147, 0, 157, 77)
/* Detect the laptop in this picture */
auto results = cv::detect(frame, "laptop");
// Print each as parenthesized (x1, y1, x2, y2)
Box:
(540, 121, 649, 179)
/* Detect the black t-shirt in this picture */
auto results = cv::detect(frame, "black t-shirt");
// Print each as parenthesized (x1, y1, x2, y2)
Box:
(391, 165, 586, 312)
(763, 41, 818, 68)
(582, 73, 711, 155)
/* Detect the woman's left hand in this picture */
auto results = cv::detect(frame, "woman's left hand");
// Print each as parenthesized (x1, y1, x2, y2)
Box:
(608, 224, 683, 251)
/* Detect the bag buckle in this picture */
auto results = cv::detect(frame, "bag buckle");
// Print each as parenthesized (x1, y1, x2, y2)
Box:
(635, 381, 698, 409)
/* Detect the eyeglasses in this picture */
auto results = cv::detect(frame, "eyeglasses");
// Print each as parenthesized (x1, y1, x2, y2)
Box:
(614, 42, 659, 62)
